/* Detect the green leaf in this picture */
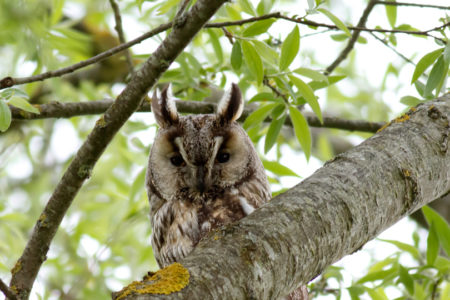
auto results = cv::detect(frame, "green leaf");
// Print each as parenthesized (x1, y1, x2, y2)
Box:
(243, 103, 278, 130)
(288, 106, 311, 160)
(368, 256, 397, 273)
(249, 92, 277, 103)
(425, 56, 447, 96)
(264, 114, 286, 154)
(400, 96, 422, 107)
(385, 0, 397, 28)
(317, 8, 351, 37)
(289, 75, 322, 123)
(293, 67, 328, 82)
(422, 206, 450, 256)
(357, 267, 398, 284)
(262, 159, 299, 177)
(426, 221, 439, 265)
(411, 48, 444, 84)
(398, 265, 414, 295)
(231, 41, 242, 70)
(309, 75, 346, 90)
(239, 0, 256, 16)
(242, 40, 264, 84)
(9, 97, 40, 114)
(0, 88, 29, 100)
(0, 100, 11, 132)
(207, 29, 223, 65)
(243, 19, 276, 37)
(365, 287, 389, 300)
(279, 26, 300, 71)
(251, 40, 278, 66)
(378, 239, 420, 259)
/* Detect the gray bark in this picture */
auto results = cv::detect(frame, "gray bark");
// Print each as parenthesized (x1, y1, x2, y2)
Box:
(114, 93, 450, 299)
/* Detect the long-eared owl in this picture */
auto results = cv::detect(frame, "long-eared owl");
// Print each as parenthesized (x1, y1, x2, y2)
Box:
(145, 83, 271, 268)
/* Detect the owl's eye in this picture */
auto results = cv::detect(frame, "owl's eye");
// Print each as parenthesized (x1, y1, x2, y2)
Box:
(216, 152, 230, 163)
(170, 154, 185, 166)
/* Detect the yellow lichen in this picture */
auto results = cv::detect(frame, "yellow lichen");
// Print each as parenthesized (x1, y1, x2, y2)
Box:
(429, 104, 435, 110)
(402, 169, 411, 177)
(96, 116, 107, 128)
(11, 260, 22, 274)
(409, 107, 417, 112)
(115, 263, 190, 300)
(213, 235, 220, 240)
(376, 121, 391, 133)
(38, 213, 48, 227)
(393, 114, 410, 123)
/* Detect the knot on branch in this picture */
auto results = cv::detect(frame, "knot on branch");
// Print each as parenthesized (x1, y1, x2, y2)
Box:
(0, 77, 14, 89)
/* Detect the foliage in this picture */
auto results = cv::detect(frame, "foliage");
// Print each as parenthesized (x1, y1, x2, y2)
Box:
(0, 0, 448, 299)
(309, 206, 450, 300)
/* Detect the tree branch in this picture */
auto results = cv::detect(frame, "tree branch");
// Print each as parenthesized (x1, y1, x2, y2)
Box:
(0, 278, 17, 300)
(113, 94, 450, 299)
(369, 32, 415, 65)
(325, 0, 377, 74)
(374, 1, 450, 10)
(109, 0, 134, 73)
(9, 99, 385, 133)
(1, 12, 447, 90)
(8, 1, 229, 299)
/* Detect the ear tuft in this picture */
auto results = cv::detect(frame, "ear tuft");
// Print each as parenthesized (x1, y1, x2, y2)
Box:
(216, 83, 244, 123)
(152, 84, 179, 128)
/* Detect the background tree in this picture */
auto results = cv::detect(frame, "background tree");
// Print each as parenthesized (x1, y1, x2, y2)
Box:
(0, 0, 449, 299)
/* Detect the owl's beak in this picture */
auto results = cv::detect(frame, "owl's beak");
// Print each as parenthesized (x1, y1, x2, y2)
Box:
(195, 166, 207, 193)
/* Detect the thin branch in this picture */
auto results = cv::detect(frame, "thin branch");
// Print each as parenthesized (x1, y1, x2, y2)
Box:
(0, 22, 172, 89)
(0, 278, 17, 300)
(374, 1, 450, 10)
(8, 0, 229, 299)
(9, 99, 385, 133)
(1, 12, 447, 90)
(325, 0, 377, 74)
(108, 0, 134, 73)
(263, 77, 289, 104)
(369, 32, 415, 65)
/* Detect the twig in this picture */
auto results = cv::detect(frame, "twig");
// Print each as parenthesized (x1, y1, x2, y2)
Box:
(8, 0, 229, 298)
(1, 12, 447, 90)
(0, 22, 172, 89)
(108, 0, 134, 73)
(0, 278, 17, 300)
(9, 99, 385, 133)
(374, 1, 450, 10)
(369, 32, 415, 65)
(263, 78, 289, 104)
(325, 0, 377, 75)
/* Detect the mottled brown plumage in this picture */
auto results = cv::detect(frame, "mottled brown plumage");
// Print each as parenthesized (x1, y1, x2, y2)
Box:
(146, 83, 270, 267)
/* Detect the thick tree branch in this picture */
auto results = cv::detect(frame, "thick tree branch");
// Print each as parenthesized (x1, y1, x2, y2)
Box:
(325, 0, 377, 74)
(374, 1, 450, 10)
(1, 12, 447, 89)
(10, 99, 385, 133)
(114, 94, 450, 299)
(8, 1, 229, 299)
(0, 278, 17, 300)
(109, 0, 134, 73)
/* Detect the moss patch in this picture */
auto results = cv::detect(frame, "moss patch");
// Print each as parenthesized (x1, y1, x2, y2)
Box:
(115, 263, 190, 300)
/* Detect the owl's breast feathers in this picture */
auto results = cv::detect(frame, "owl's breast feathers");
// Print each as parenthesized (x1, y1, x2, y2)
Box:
(148, 177, 270, 267)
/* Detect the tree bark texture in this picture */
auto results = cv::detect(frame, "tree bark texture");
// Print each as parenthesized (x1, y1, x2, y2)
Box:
(9, 1, 228, 299)
(115, 94, 450, 299)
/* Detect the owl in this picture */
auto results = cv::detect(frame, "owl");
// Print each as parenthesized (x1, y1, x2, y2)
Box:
(145, 83, 271, 267)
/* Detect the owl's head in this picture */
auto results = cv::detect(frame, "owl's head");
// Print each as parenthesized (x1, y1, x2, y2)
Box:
(147, 84, 261, 202)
